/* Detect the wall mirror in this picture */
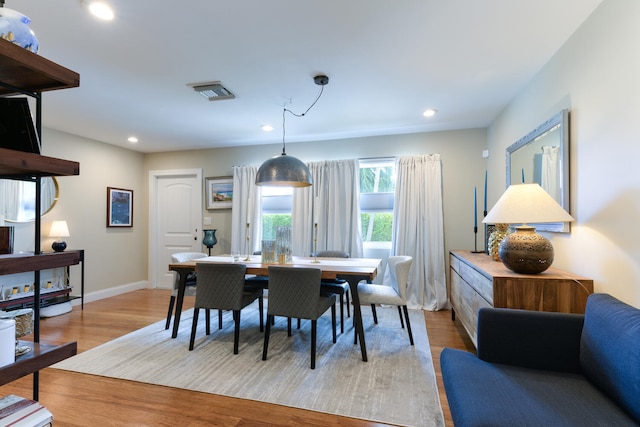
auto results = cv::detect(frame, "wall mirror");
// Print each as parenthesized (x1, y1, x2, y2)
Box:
(506, 109, 570, 232)
(0, 177, 59, 223)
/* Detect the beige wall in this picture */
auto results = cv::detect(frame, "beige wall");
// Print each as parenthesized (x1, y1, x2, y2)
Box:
(487, 0, 640, 306)
(32, 129, 148, 296)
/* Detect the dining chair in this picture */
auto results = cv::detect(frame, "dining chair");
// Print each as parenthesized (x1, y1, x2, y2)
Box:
(317, 250, 351, 333)
(262, 266, 336, 369)
(189, 263, 264, 353)
(165, 252, 208, 330)
(357, 255, 414, 345)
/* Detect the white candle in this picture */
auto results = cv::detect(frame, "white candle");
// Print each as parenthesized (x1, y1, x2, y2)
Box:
(247, 198, 253, 224)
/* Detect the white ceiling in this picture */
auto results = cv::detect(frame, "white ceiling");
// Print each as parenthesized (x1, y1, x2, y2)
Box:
(13, 0, 603, 153)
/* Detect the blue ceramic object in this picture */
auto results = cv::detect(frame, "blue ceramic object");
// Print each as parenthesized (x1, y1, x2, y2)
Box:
(203, 229, 217, 249)
(0, 8, 39, 53)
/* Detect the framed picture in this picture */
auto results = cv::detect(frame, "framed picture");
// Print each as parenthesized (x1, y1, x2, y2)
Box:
(205, 176, 233, 209)
(107, 187, 133, 227)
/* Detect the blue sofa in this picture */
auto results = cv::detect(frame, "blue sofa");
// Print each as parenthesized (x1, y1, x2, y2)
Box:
(441, 293, 640, 426)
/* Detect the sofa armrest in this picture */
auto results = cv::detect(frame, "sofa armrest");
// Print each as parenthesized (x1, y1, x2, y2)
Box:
(477, 307, 584, 373)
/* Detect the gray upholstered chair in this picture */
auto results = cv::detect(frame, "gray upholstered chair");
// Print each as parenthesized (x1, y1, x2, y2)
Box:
(165, 252, 208, 330)
(317, 250, 351, 333)
(189, 263, 264, 353)
(357, 255, 414, 345)
(262, 266, 337, 369)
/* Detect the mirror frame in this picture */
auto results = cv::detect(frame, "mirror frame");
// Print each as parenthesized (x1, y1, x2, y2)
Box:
(506, 109, 570, 233)
(2, 177, 59, 223)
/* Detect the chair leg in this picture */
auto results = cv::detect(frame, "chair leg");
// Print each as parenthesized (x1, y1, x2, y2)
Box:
(233, 310, 241, 354)
(311, 319, 317, 369)
(339, 293, 344, 334)
(218, 309, 223, 329)
(297, 318, 301, 329)
(397, 306, 405, 328)
(258, 293, 264, 332)
(205, 309, 211, 335)
(189, 307, 200, 351)
(262, 314, 273, 361)
(345, 289, 351, 317)
(371, 304, 378, 324)
(287, 318, 292, 336)
(165, 295, 175, 330)
(402, 305, 414, 345)
(331, 302, 337, 343)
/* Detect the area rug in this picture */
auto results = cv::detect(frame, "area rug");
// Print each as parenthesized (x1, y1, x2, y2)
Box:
(53, 302, 444, 427)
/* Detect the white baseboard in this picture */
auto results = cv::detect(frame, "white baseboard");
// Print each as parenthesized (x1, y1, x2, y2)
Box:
(69, 280, 149, 306)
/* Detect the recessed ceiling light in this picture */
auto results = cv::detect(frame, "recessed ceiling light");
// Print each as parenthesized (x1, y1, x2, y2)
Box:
(261, 125, 274, 132)
(83, 1, 115, 21)
(127, 136, 138, 143)
(423, 109, 438, 118)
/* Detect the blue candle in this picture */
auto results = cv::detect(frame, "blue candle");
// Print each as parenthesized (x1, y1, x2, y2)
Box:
(474, 186, 477, 228)
(483, 170, 487, 213)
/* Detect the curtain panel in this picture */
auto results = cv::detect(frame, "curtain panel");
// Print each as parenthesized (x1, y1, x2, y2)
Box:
(393, 154, 447, 311)
(231, 165, 262, 255)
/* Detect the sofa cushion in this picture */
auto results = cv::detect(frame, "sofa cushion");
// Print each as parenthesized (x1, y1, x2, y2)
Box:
(580, 293, 640, 423)
(441, 348, 637, 427)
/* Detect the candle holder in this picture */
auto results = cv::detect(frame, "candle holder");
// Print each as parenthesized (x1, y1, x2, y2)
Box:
(244, 223, 251, 261)
(312, 223, 320, 263)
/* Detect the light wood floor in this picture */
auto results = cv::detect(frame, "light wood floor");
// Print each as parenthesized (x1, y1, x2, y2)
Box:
(0, 290, 474, 426)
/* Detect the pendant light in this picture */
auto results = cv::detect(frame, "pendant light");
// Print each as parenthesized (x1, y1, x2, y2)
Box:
(255, 75, 329, 187)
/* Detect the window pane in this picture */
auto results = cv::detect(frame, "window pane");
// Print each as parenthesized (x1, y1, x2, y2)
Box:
(261, 214, 291, 240)
(361, 212, 393, 242)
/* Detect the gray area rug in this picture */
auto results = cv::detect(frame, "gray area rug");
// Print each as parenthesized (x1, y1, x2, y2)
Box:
(53, 301, 444, 427)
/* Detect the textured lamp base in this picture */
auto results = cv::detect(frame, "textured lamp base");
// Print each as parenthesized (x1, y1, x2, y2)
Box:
(52, 240, 67, 252)
(498, 226, 554, 274)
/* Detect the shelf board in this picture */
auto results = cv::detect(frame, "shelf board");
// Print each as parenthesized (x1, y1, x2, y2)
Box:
(0, 39, 79, 95)
(0, 252, 80, 276)
(0, 148, 80, 178)
(0, 341, 77, 386)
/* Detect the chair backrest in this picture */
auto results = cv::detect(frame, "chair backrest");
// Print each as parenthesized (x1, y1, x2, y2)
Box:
(267, 266, 322, 320)
(170, 252, 208, 289)
(171, 252, 208, 263)
(194, 263, 247, 310)
(316, 250, 350, 258)
(386, 256, 413, 301)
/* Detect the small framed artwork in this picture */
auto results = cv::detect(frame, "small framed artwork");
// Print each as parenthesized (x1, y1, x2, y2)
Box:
(107, 187, 133, 227)
(205, 176, 233, 209)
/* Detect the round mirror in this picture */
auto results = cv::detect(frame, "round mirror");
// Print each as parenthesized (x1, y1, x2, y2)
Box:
(0, 177, 59, 222)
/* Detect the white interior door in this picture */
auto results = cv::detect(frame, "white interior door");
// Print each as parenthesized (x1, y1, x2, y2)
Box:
(149, 169, 202, 289)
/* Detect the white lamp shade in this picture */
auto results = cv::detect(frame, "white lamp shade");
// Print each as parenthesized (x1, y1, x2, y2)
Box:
(49, 220, 70, 238)
(483, 183, 574, 225)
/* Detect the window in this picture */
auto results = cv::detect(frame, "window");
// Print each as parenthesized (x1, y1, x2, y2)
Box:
(359, 159, 395, 245)
(260, 186, 292, 240)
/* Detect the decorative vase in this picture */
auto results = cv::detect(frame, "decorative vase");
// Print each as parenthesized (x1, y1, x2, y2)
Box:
(203, 229, 217, 255)
(0, 7, 39, 53)
(488, 223, 509, 261)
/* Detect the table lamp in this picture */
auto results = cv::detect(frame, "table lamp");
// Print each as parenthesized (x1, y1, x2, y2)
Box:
(482, 183, 574, 274)
(49, 220, 70, 252)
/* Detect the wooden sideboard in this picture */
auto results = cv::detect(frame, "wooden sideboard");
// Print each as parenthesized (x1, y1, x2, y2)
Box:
(449, 250, 594, 347)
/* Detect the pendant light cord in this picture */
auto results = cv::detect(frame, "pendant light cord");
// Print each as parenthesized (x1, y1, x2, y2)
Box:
(281, 83, 325, 155)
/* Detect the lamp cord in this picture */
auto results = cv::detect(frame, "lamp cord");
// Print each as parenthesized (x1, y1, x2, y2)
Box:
(281, 84, 325, 155)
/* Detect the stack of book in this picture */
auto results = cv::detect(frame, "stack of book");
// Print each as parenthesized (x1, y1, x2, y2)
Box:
(0, 395, 53, 427)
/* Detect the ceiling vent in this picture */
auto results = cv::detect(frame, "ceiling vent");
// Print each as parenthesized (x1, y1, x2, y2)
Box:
(188, 81, 235, 101)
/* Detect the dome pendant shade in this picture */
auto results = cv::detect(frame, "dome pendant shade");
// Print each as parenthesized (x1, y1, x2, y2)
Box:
(255, 153, 312, 187)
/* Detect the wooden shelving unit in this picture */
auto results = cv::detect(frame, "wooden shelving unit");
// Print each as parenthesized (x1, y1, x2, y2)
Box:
(0, 38, 80, 400)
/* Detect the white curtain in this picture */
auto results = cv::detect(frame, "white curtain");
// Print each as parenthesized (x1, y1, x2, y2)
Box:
(392, 154, 446, 311)
(231, 166, 262, 255)
(0, 180, 20, 221)
(541, 145, 561, 203)
(292, 159, 363, 258)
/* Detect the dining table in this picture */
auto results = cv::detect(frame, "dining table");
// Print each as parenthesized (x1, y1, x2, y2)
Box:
(168, 255, 382, 362)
